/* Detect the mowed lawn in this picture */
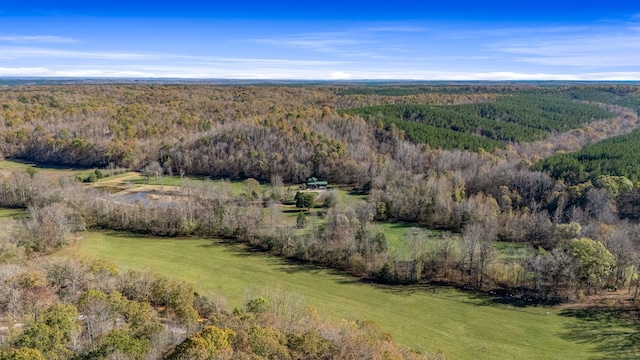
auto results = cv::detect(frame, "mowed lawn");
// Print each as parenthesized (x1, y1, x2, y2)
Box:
(55, 231, 634, 360)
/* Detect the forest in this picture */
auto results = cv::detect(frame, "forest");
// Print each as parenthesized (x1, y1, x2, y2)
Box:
(535, 128, 640, 183)
(339, 94, 615, 148)
(1, 83, 640, 359)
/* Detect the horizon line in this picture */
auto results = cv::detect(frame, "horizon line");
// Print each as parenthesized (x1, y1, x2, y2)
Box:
(2, 77, 640, 84)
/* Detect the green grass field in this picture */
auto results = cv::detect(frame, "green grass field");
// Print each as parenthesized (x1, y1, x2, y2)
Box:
(0, 159, 84, 173)
(0, 208, 25, 219)
(123, 174, 207, 187)
(0, 159, 34, 170)
(0, 159, 91, 185)
(123, 175, 277, 197)
(55, 231, 637, 360)
(374, 221, 436, 256)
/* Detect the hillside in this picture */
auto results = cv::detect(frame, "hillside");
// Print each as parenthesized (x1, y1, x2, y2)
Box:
(2, 83, 640, 359)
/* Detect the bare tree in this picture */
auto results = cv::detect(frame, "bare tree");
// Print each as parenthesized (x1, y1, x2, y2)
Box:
(604, 225, 636, 289)
(270, 174, 284, 202)
(141, 161, 163, 184)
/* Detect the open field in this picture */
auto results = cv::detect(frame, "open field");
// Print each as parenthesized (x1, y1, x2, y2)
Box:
(0, 208, 26, 222)
(55, 231, 639, 360)
(0, 159, 85, 180)
(0, 159, 35, 171)
(375, 221, 437, 251)
(0, 158, 84, 173)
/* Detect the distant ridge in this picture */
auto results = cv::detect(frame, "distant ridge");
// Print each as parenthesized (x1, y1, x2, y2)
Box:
(2, 78, 640, 87)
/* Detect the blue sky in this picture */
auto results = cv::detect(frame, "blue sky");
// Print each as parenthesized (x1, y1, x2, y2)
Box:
(1, 1, 640, 80)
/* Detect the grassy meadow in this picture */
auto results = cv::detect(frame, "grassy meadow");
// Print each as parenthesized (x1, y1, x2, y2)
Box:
(55, 231, 639, 360)
(0, 159, 85, 182)
(0, 208, 25, 219)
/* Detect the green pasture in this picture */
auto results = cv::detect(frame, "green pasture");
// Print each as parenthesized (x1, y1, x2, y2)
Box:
(335, 188, 368, 206)
(123, 175, 278, 197)
(56, 231, 638, 360)
(123, 174, 207, 187)
(0, 159, 33, 170)
(0, 208, 25, 219)
(0, 159, 83, 175)
(374, 222, 436, 253)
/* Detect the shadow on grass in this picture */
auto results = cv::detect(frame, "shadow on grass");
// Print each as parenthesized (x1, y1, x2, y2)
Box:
(558, 307, 640, 360)
(102, 230, 159, 239)
(7, 157, 87, 171)
(385, 222, 416, 230)
(276, 260, 359, 284)
(192, 238, 353, 280)
(374, 283, 447, 296)
(375, 282, 565, 318)
(282, 209, 303, 214)
(377, 221, 442, 236)
(461, 289, 546, 308)
(0, 207, 27, 219)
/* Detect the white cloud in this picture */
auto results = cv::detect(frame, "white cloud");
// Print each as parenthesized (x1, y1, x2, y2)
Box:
(0, 47, 156, 60)
(575, 72, 640, 80)
(0, 67, 51, 76)
(255, 30, 384, 58)
(366, 25, 426, 32)
(177, 57, 346, 66)
(516, 55, 640, 67)
(0, 47, 351, 67)
(358, 71, 640, 81)
(329, 71, 353, 79)
(257, 33, 362, 51)
(446, 25, 591, 39)
(1, 20, 639, 80)
(331, 70, 583, 81)
(0, 35, 78, 43)
(494, 26, 640, 68)
(51, 70, 149, 77)
(501, 36, 640, 56)
(4, 64, 640, 81)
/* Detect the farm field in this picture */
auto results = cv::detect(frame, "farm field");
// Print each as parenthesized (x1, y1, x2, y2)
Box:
(0, 159, 84, 180)
(0, 208, 25, 218)
(375, 221, 438, 250)
(55, 231, 639, 360)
